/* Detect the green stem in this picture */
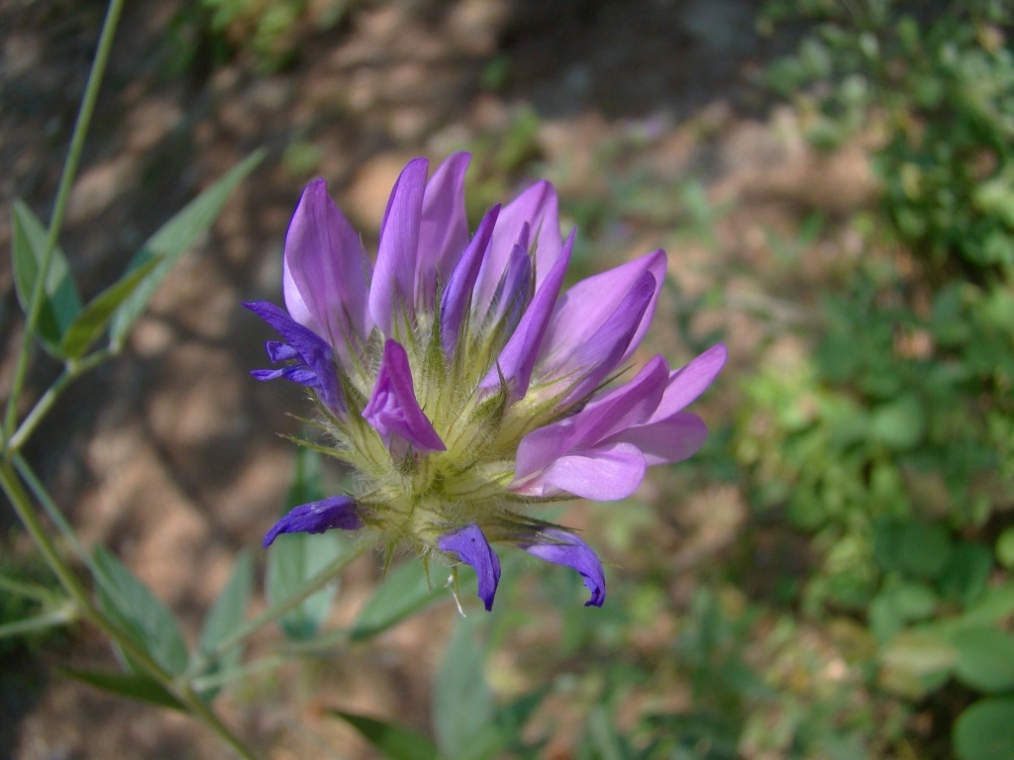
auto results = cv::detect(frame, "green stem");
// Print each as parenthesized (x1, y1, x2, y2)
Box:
(3, 0, 126, 441)
(9, 348, 112, 452)
(0, 463, 260, 760)
(0, 604, 78, 640)
(0, 573, 61, 604)
(185, 533, 379, 680)
(190, 655, 288, 693)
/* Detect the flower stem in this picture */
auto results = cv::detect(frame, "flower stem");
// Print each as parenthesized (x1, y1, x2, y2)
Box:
(0, 604, 78, 640)
(0, 462, 261, 760)
(3, 0, 126, 441)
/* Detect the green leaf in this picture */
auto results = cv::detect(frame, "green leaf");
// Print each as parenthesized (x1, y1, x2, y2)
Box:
(433, 615, 494, 760)
(349, 558, 449, 642)
(108, 149, 265, 349)
(878, 631, 955, 700)
(59, 257, 161, 359)
(11, 200, 82, 356)
(897, 522, 952, 580)
(996, 527, 1014, 570)
(92, 547, 189, 676)
(196, 548, 253, 696)
(869, 582, 938, 642)
(330, 710, 438, 760)
(265, 448, 344, 640)
(954, 627, 1014, 693)
(870, 394, 924, 451)
(953, 698, 1014, 760)
(938, 543, 993, 607)
(60, 668, 185, 711)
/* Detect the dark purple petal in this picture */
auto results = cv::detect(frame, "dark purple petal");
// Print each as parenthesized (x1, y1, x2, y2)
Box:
(484, 243, 532, 332)
(369, 158, 428, 335)
(417, 152, 471, 307)
(605, 412, 709, 466)
(556, 271, 657, 405)
(362, 339, 446, 453)
(437, 523, 501, 611)
(538, 250, 666, 370)
(263, 495, 362, 548)
(244, 301, 343, 413)
(250, 368, 287, 381)
(478, 230, 574, 400)
(648, 344, 727, 422)
(521, 529, 605, 607)
(440, 205, 500, 354)
(474, 181, 562, 313)
(284, 179, 372, 356)
(515, 442, 647, 500)
(266, 341, 299, 363)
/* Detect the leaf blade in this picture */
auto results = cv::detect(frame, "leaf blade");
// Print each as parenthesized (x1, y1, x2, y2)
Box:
(330, 710, 439, 760)
(60, 668, 186, 711)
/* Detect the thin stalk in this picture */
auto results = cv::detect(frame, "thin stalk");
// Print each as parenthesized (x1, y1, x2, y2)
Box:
(190, 654, 288, 693)
(10, 348, 112, 452)
(0, 604, 78, 640)
(0, 574, 61, 604)
(0, 463, 260, 760)
(3, 0, 126, 440)
(185, 533, 379, 680)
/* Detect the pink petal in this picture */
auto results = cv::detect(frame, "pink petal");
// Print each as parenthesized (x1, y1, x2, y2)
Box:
(369, 158, 428, 336)
(363, 339, 445, 453)
(440, 204, 500, 354)
(648, 343, 728, 422)
(517, 442, 647, 500)
(605, 412, 709, 466)
(417, 152, 471, 308)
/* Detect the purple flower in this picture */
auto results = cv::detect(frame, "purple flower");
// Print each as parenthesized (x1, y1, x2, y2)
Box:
(251, 153, 726, 610)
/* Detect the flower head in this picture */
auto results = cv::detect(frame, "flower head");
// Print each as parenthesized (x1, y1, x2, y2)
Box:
(249, 154, 725, 609)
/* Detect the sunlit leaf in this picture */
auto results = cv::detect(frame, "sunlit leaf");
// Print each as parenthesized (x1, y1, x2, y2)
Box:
(953, 626, 1014, 693)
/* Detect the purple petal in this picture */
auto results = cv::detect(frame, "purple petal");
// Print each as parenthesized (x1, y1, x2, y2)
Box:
(474, 181, 562, 313)
(369, 158, 428, 335)
(478, 230, 574, 400)
(514, 442, 647, 501)
(483, 243, 532, 333)
(266, 341, 299, 363)
(284, 179, 372, 356)
(263, 495, 362, 548)
(362, 339, 445, 453)
(417, 152, 471, 307)
(648, 344, 727, 422)
(538, 250, 666, 370)
(437, 523, 501, 611)
(521, 529, 605, 607)
(244, 301, 343, 413)
(440, 204, 500, 354)
(556, 271, 657, 405)
(605, 412, 709, 466)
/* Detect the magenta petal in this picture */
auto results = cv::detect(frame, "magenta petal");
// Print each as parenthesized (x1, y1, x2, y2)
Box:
(363, 339, 445, 453)
(369, 158, 428, 335)
(474, 180, 562, 313)
(521, 530, 605, 607)
(440, 204, 500, 354)
(417, 152, 471, 307)
(539, 250, 666, 370)
(479, 230, 574, 400)
(437, 524, 501, 611)
(284, 179, 372, 354)
(263, 495, 361, 548)
(606, 412, 709, 466)
(649, 344, 728, 422)
(525, 443, 647, 500)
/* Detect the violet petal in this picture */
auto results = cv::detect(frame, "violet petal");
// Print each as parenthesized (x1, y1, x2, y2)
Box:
(362, 339, 446, 453)
(478, 230, 574, 400)
(521, 529, 605, 607)
(263, 495, 362, 548)
(517, 442, 647, 501)
(369, 158, 428, 335)
(417, 152, 471, 307)
(474, 181, 562, 313)
(605, 412, 709, 466)
(648, 343, 728, 422)
(437, 523, 501, 611)
(440, 204, 500, 354)
(284, 179, 372, 355)
(266, 341, 299, 363)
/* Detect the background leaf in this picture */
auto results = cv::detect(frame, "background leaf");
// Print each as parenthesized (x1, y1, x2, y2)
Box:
(349, 558, 450, 642)
(953, 698, 1014, 760)
(953, 627, 1014, 693)
(59, 668, 186, 711)
(92, 547, 189, 677)
(433, 615, 494, 760)
(195, 548, 253, 697)
(330, 710, 439, 760)
(11, 200, 82, 356)
(108, 149, 265, 349)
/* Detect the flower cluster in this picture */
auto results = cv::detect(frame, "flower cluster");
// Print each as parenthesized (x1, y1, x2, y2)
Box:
(248, 154, 725, 610)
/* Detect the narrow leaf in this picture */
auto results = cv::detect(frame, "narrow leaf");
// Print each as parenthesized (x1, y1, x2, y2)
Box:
(195, 549, 253, 699)
(92, 547, 189, 677)
(60, 668, 186, 711)
(331, 710, 439, 760)
(349, 558, 449, 642)
(109, 149, 265, 348)
(11, 200, 82, 356)
(433, 615, 494, 760)
(60, 257, 161, 359)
